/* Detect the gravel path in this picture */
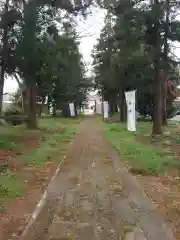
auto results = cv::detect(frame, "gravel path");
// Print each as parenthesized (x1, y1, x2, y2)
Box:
(43, 118, 175, 240)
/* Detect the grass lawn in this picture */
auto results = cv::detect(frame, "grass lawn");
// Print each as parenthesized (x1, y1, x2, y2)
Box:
(104, 119, 180, 239)
(0, 117, 81, 212)
(104, 122, 179, 175)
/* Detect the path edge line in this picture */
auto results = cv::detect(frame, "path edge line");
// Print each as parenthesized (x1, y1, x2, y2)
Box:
(18, 154, 66, 240)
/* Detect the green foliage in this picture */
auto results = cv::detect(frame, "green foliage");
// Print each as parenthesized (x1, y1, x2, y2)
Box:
(11, 89, 22, 109)
(0, 0, 92, 127)
(4, 103, 25, 126)
(4, 105, 22, 117)
(38, 30, 91, 109)
(92, 1, 180, 118)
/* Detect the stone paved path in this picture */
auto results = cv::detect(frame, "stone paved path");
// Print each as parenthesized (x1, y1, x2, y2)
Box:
(43, 118, 175, 240)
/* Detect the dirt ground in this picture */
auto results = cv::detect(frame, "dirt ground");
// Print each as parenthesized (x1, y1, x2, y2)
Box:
(0, 128, 66, 240)
(138, 174, 180, 240)
(130, 123, 180, 239)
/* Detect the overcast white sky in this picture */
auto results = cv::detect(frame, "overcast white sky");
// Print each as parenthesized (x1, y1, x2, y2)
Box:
(4, 7, 180, 93)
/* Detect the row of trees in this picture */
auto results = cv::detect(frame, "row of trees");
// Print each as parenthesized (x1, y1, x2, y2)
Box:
(0, 0, 93, 129)
(93, 0, 180, 135)
(1, 0, 179, 134)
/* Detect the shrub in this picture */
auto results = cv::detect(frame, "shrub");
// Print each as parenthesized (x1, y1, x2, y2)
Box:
(4, 105, 22, 117)
(167, 105, 179, 119)
(4, 106, 25, 126)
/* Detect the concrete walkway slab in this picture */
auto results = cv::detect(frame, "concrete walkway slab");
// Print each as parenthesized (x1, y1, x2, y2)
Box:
(20, 118, 175, 240)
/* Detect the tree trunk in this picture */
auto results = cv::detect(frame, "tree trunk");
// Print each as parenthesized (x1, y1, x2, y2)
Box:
(162, 78, 168, 126)
(162, 0, 170, 127)
(109, 95, 116, 117)
(109, 99, 113, 117)
(114, 100, 118, 113)
(94, 100, 97, 113)
(101, 89, 105, 121)
(152, 0, 163, 135)
(119, 89, 126, 122)
(0, 0, 9, 116)
(53, 104, 56, 117)
(38, 97, 45, 116)
(26, 86, 37, 129)
(38, 104, 42, 117)
(152, 70, 163, 135)
(0, 68, 5, 116)
(22, 91, 26, 114)
(23, 0, 37, 129)
(109, 95, 118, 116)
(23, 90, 29, 115)
(47, 94, 51, 115)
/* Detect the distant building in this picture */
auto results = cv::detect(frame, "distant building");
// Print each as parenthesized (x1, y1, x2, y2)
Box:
(87, 91, 101, 106)
(87, 91, 105, 114)
(2, 93, 13, 112)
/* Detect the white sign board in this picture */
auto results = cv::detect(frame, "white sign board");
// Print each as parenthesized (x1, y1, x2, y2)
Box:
(125, 90, 136, 132)
(69, 103, 75, 117)
(96, 102, 102, 114)
(103, 101, 109, 119)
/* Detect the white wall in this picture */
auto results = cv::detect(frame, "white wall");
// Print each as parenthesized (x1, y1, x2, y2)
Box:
(96, 102, 102, 114)
(2, 101, 12, 112)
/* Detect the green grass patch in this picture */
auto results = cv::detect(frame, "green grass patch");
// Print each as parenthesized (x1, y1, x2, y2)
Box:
(136, 122, 152, 134)
(0, 172, 23, 212)
(0, 117, 82, 151)
(176, 133, 180, 144)
(23, 126, 76, 166)
(104, 123, 177, 174)
(38, 116, 84, 129)
(0, 172, 23, 199)
(0, 117, 80, 208)
(0, 125, 26, 150)
(136, 121, 179, 139)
